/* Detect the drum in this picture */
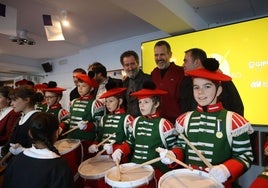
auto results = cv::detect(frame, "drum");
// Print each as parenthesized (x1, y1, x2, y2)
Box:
(78, 155, 115, 188)
(158, 169, 224, 188)
(105, 163, 156, 188)
(54, 139, 82, 179)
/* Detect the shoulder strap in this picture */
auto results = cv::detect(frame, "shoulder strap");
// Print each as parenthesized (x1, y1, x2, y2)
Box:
(183, 111, 194, 137)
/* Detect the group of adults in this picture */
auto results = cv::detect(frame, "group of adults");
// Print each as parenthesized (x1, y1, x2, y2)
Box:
(70, 40, 243, 123)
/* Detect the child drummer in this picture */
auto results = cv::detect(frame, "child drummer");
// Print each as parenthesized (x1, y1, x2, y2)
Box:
(42, 84, 69, 134)
(111, 81, 181, 181)
(43, 84, 68, 118)
(165, 58, 254, 188)
(66, 73, 105, 160)
(88, 82, 134, 162)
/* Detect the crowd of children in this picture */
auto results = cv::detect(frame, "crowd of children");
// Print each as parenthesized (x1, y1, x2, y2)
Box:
(0, 55, 261, 188)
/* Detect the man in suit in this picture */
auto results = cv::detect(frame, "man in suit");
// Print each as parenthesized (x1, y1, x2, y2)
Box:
(180, 48, 244, 116)
(88, 62, 122, 104)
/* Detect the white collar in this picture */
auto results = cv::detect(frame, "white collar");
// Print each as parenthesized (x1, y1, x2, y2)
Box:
(19, 110, 38, 125)
(0, 106, 13, 120)
(23, 145, 60, 159)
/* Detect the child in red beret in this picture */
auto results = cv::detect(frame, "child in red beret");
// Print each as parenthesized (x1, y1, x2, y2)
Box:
(111, 81, 180, 182)
(42, 82, 69, 134)
(88, 82, 134, 161)
(171, 58, 253, 188)
(66, 73, 105, 160)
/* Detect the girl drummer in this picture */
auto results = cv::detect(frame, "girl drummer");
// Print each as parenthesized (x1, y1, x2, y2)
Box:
(111, 81, 180, 181)
(167, 58, 254, 188)
(88, 81, 134, 162)
(3, 112, 74, 188)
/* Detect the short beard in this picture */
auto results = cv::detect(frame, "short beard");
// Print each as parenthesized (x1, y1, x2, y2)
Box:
(128, 69, 139, 79)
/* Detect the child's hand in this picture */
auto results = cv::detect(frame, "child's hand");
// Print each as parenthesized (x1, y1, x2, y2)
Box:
(88, 144, 98, 153)
(112, 149, 123, 162)
(158, 147, 175, 165)
(77, 121, 87, 130)
(206, 164, 230, 183)
(9, 143, 25, 155)
(103, 143, 113, 154)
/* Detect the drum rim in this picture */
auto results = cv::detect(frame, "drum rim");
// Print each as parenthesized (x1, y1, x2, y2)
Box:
(78, 155, 115, 179)
(158, 169, 224, 188)
(54, 138, 81, 155)
(105, 162, 154, 187)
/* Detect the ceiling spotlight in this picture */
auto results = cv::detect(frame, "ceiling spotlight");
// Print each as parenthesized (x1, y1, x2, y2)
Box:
(61, 10, 70, 27)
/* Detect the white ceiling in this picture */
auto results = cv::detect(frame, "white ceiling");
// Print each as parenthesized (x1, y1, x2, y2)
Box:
(0, 0, 267, 81)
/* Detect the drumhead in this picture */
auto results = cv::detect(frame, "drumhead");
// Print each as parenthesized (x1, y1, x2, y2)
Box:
(78, 155, 115, 179)
(158, 169, 224, 188)
(105, 162, 154, 187)
(54, 138, 81, 155)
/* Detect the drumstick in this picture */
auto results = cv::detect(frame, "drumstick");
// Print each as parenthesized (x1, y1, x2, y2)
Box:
(95, 149, 106, 158)
(0, 143, 20, 166)
(155, 148, 193, 171)
(121, 157, 161, 173)
(96, 133, 116, 148)
(180, 133, 213, 169)
(61, 126, 79, 136)
(94, 140, 116, 158)
(0, 152, 12, 166)
(116, 159, 121, 181)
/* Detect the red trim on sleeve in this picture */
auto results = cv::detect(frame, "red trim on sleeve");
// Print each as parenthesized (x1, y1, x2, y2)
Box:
(84, 122, 94, 132)
(168, 148, 184, 168)
(223, 159, 245, 182)
(264, 141, 268, 150)
(116, 142, 131, 156)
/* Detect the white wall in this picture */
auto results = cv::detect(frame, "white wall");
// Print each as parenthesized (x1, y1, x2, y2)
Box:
(42, 31, 168, 109)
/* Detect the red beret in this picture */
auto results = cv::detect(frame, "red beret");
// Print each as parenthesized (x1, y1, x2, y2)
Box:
(99, 88, 126, 99)
(15, 79, 29, 86)
(34, 84, 48, 91)
(130, 88, 167, 100)
(43, 87, 66, 94)
(186, 68, 231, 82)
(75, 73, 98, 88)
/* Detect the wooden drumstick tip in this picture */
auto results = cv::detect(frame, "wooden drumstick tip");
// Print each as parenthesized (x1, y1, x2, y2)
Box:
(116, 159, 121, 181)
(120, 157, 161, 173)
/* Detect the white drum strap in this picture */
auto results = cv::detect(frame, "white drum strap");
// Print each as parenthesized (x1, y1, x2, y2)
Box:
(183, 111, 194, 137)
(225, 111, 233, 147)
(132, 116, 140, 139)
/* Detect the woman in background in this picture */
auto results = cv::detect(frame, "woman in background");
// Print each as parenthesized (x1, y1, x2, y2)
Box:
(3, 112, 74, 188)
(0, 86, 20, 146)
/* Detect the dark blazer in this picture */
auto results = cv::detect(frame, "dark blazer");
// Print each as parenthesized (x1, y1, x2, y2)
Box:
(123, 70, 151, 117)
(69, 87, 80, 101)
